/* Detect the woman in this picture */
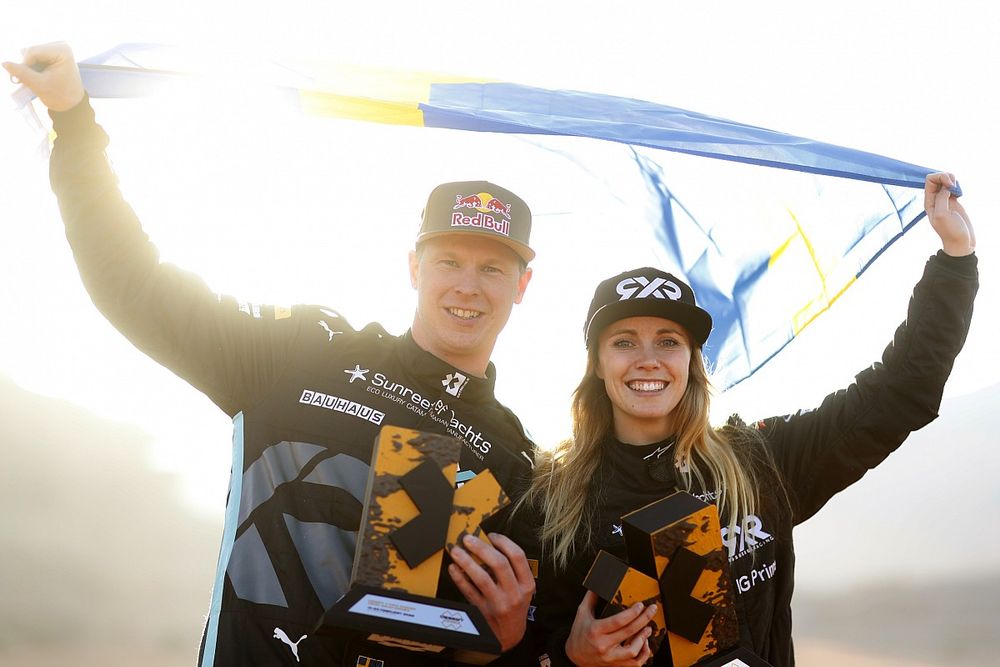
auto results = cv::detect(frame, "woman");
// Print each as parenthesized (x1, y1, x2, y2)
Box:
(522, 173, 977, 666)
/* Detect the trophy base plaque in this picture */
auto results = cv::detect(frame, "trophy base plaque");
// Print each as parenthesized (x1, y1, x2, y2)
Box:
(316, 585, 501, 665)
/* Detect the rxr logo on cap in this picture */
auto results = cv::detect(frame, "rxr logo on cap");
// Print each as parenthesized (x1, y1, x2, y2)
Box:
(616, 276, 683, 301)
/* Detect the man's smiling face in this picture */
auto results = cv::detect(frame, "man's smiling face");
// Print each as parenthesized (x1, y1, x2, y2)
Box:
(409, 234, 531, 375)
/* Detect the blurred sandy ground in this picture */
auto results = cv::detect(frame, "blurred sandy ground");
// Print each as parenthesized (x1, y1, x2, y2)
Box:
(795, 641, 942, 667)
(0, 646, 195, 667)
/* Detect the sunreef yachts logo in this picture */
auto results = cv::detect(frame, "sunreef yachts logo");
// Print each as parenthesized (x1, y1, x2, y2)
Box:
(358, 369, 494, 458)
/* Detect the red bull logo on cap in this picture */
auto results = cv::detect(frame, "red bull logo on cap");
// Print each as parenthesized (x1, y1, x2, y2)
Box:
(453, 191, 512, 219)
(454, 193, 483, 210)
(451, 191, 512, 236)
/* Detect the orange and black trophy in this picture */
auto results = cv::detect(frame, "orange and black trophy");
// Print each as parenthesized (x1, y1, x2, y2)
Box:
(583, 492, 771, 667)
(316, 425, 509, 664)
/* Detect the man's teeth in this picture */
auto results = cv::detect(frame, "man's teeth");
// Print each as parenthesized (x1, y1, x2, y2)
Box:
(628, 380, 665, 392)
(449, 308, 481, 320)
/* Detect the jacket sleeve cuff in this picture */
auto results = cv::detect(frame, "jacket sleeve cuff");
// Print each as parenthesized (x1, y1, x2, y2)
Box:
(49, 93, 97, 136)
(932, 249, 978, 279)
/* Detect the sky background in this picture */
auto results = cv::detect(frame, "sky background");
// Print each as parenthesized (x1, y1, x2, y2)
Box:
(2, 0, 999, 600)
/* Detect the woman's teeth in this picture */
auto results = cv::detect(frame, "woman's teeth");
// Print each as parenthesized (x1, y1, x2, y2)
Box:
(628, 380, 665, 392)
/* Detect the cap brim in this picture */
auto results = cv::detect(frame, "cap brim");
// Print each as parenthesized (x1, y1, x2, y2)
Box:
(586, 300, 713, 347)
(416, 229, 535, 263)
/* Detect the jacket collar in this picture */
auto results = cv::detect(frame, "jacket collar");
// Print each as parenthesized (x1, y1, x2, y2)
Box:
(399, 330, 498, 404)
(603, 433, 682, 487)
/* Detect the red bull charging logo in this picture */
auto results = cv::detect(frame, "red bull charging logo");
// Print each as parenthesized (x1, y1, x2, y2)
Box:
(452, 192, 512, 236)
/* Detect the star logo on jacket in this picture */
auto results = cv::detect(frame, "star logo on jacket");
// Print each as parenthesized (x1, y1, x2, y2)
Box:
(611, 523, 623, 537)
(344, 365, 369, 383)
(442, 371, 469, 397)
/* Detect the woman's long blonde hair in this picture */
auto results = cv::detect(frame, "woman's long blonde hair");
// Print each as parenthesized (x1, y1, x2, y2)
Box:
(521, 341, 764, 571)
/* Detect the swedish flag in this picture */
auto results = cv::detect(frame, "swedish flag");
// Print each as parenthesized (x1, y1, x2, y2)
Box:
(60, 42, 948, 390)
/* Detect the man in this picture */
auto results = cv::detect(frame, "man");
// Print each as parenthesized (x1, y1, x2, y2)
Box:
(5, 43, 537, 666)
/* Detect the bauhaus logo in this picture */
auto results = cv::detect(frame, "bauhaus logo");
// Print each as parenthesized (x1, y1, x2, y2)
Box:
(616, 276, 683, 301)
(299, 389, 385, 425)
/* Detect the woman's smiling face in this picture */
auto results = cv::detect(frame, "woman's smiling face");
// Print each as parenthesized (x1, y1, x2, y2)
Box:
(596, 316, 692, 445)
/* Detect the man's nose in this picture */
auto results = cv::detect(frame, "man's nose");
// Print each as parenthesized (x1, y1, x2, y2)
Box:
(453, 266, 482, 295)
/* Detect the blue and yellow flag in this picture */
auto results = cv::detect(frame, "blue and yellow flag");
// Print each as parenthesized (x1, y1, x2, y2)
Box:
(17, 43, 946, 389)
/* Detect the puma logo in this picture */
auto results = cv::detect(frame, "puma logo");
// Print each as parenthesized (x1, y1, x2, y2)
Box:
(273, 627, 307, 662)
(318, 320, 341, 341)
